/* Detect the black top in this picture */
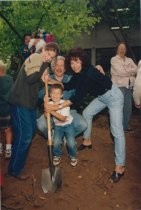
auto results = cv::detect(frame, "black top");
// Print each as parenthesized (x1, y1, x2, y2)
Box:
(0, 75, 13, 116)
(63, 65, 112, 105)
(9, 61, 49, 110)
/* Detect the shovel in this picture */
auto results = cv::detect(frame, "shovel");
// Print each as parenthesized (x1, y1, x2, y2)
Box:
(41, 81, 62, 193)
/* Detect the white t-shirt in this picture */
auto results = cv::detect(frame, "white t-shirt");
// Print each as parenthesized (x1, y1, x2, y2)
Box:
(49, 99, 73, 126)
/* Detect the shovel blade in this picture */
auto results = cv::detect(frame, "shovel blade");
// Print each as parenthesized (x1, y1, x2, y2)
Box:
(41, 167, 62, 193)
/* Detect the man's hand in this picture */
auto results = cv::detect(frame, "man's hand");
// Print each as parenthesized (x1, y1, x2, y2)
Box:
(95, 65, 105, 75)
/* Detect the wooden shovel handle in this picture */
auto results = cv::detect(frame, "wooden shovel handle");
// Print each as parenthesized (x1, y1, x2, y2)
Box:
(45, 81, 52, 146)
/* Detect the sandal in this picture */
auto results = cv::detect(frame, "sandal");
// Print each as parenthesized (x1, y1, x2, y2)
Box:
(110, 171, 124, 183)
(77, 144, 92, 151)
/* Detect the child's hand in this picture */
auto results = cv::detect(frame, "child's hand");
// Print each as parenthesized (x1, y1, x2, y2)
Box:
(44, 102, 59, 112)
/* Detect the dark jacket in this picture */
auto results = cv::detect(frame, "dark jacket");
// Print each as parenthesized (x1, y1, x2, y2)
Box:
(0, 75, 13, 116)
(63, 65, 112, 105)
(9, 53, 49, 110)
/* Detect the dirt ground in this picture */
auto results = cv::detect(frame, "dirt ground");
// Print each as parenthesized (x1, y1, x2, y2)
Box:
(1, 109, 141, 210)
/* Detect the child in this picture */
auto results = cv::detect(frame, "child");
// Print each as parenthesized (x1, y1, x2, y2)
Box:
(0, 60, 13, 158)
(47, 84, 77, 167)
(8, 43, 59, 180)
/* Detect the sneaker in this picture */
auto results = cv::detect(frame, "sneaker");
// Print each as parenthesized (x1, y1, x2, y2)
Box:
(5, 149, 12, 159)
(53, 156, 61, 166)
(70, 158, 78, 167)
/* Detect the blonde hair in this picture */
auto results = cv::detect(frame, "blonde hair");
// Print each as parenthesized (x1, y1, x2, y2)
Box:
(0, 60, 6, 72)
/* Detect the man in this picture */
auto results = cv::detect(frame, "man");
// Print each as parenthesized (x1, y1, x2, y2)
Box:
(37, 55, 87, 139)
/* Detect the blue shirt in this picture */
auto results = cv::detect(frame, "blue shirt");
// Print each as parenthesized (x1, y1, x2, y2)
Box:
(38, 73, 75, 100)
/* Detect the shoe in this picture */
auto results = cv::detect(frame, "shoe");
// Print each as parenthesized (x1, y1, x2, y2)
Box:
(70, 158, 78, 167)
(53, 156, 61, 166)
(124, 128, 134, 133)
(109, 171, 124, 183)
(5, 149, 12, 159)
(77, 144, 92, 151)
(10, 173, 30, 180)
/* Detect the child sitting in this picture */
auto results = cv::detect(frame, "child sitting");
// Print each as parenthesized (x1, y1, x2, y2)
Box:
(46, 84, 77, 167)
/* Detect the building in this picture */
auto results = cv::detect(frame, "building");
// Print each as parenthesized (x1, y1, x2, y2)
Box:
(74, 23, 141, 72)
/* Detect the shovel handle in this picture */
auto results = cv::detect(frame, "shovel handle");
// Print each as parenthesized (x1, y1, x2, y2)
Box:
(45, 81, 52, 146)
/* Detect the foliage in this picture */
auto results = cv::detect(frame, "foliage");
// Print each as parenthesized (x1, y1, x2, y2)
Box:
(89, 0, 140, 28)
(0, 0, 100, 61)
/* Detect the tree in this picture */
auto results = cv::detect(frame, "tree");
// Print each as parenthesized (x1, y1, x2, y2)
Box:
(0, 0, 100, 61)
(89, 0, 140, 63)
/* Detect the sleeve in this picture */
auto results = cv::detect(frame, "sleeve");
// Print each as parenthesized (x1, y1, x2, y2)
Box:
(133, 67, 141, 105)
(111, 57, 137, 77)
(26, 62, 49, 84)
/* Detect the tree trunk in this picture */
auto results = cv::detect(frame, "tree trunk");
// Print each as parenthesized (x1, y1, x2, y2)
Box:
(0, 11, 22, 41)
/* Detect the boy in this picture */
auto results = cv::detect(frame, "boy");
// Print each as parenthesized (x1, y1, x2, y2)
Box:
(46, 84, 77, 167)
(0, 60, 13, 158)
(8, 43, 59, 180)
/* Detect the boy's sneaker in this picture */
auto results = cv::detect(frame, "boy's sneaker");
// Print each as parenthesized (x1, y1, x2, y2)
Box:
(70, 158, 78, 167)
(5, 149, 12, 159)
(53, 156, 61, 166)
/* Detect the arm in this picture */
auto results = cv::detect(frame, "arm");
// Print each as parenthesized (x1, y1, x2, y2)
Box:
(26, 62, 49, 84)
(95, 65, 105, 75)
(133, 65, 141, 108)
(44, 99, 72, 112)
(50, 111, 67, 122)
(111, 57, 137, 77)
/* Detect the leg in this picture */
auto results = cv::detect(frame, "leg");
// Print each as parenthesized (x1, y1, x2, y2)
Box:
(31, 110, 37, 139)
(119, 87, 133, 130)
(37, 114, 48, 138)
(53, 126, 64, 157)
(65, 124, 76, 159)
(70, 109, 87, 137)
(37, 114, 54, 138)
(8, 105, 35, 176)
(82, 98, 106, 145)
(5, 127, 12, 145)
(106, 86, 125, 172)
(5, 127, 13, 158)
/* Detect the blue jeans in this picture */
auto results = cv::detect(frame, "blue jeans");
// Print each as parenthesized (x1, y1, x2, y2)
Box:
(119, 87, 133, 130)
(83, 85, 126, 166)
(53, 123, 76, 158)
(8, 105, 37, 176)
(37, 109, 87, 138)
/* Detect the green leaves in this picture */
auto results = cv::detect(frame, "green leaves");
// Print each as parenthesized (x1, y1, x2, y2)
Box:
(0, 0, 99, 60)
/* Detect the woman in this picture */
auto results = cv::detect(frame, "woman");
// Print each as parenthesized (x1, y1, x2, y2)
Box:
(133, 60, 141, 109)
(8, 43, 59, 180)
(44, 48, 126, 183)
(111, 42, 137, 132)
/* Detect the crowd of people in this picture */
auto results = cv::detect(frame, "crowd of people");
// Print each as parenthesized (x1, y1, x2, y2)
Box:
(0, 31, 141, 186)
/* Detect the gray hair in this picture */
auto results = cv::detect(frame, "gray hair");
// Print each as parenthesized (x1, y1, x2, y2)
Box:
(0, 60, 6, 72)
(51, 55, 65, 71)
